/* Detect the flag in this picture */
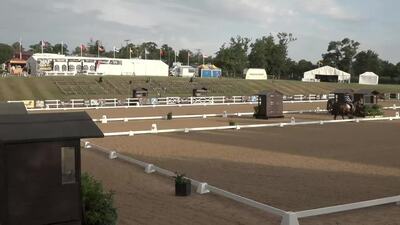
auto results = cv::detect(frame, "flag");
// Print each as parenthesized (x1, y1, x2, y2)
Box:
(129, 48, 133, 53)
(203, 54, 208, 58)
(98, 45, 105, 52)
(80, 44, 86, 51)
(160, 49, 164, 57)
(144, 48, 149, 54)
(113, 46, 120, 53)
(41, 40, 47, 47)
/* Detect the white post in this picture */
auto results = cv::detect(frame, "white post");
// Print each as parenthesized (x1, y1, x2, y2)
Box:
(145, 164, 156, 174)
(196, 183, 210, 194)
(101, 115, 108, 124)
(280, 212, 300, 225)
(109, 151, 118, 160)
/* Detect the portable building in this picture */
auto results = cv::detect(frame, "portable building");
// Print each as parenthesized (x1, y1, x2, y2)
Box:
(198, 64, 222, 78)
(359, 72, 379, 85)
(244, 68, 268, 80)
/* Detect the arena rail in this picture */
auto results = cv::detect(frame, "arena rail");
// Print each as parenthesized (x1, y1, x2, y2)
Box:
(11, 94, 331, 111)
(93, 109, 329, 123)
(83, 142, 288, 219)
(83, 141, 400, 225)
(102, 115, 400, 137)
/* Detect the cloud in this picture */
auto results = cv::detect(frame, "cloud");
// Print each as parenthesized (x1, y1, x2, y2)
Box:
(0, 0, 399, 62)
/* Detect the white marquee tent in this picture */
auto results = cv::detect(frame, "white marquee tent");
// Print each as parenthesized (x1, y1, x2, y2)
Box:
(359, 72, 379, 85)
(302, 66, 351, 83)
(26, 53, 169, 76)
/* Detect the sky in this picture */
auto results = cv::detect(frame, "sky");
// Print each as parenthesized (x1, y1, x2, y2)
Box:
(1, 0, 399, 63)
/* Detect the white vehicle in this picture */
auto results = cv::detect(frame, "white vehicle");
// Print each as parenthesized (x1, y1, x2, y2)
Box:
(170, 63, 196, 77)
(244, 68, 267, 80)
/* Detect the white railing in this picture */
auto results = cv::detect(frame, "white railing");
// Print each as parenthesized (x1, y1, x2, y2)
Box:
(102, 115, 400, 137)
(94, 109, 328, 124)
(83, 141, 400, 225)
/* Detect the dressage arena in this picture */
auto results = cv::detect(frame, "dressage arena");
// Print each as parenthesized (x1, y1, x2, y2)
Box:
(51, 100, 400, 225)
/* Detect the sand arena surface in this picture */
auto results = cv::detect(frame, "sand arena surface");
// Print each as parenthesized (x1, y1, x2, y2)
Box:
(81, 101, 400, 225)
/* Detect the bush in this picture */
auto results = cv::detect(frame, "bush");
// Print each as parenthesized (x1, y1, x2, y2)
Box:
(229, 121, 236, 126)
(81, 173, 118, 225)
(174, 172, 190, 184)
(362, 104, 384, 117)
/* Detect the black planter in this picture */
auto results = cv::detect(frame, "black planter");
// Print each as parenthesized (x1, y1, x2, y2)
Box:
(175, 180, 191, 196)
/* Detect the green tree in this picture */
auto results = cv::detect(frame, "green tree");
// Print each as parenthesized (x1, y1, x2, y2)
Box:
(321, 38, 360, 73)
(52, 43, 69, 55)
(248, 33, 295, 78)
(177, 49, 193, 65)
(87, 40, 106, 56)
(379, 60, 398, 82)
(287, 59, 316, 80)
(11, 41, 23, 53)
(29, 41, 54, 53)
(81, 173, 117, 225)
(160, 44, 175, 66)
(353, 50, 380, 76)
(0, 43, 14, 64)
(214, 36, 251, 77)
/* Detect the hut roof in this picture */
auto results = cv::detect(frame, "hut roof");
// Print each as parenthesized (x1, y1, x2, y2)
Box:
(0, 102, 27, 115)
(355, 89, 380, 95)
(0, 112, 103, 144)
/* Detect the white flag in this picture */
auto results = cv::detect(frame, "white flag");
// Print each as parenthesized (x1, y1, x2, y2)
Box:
(113, 46, 120, 53)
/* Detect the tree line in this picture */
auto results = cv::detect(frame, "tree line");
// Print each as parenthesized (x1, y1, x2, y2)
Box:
(213, 34, 400, 83)
(0, 34, 399, 83)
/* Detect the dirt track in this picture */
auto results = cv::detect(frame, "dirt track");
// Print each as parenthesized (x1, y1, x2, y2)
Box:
(81, 102, 400, 225)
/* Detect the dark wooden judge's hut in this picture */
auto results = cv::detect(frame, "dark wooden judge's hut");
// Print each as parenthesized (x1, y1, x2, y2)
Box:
(354, 89, 380, 105)
(256, 90, 284, 119)
(132, 88, 149, 98)
(193, 88, 208, 97)
(0, 103, 103, 225)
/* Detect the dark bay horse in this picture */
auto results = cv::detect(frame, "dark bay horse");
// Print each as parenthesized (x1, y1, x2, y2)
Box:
(327, 99, 355, 120)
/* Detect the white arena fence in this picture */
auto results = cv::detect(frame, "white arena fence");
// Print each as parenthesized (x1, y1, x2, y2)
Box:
(102, 115, 400, 137)
(94, 108, 329, 124)
(83, 141, 400, 225)
(9, 94, 333, 111)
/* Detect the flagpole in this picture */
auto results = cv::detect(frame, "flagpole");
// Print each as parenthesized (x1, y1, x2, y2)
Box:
(175, 51, 177, 63)
(187, 52, 190, 66)
(113, 47, 116, 58)
(203, 55, 205, 65)
(160, 49, 162, 61)
(145, 48, 147, 60)
(19, 38, 22, 60)
(80, 45, 83, 57)
(41, 41, 44, 54)
(97, 46, 99, 58)
(129, 48, 132, 59)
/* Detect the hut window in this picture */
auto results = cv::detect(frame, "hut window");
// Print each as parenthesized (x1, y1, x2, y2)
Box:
(61, 147, 76, 184)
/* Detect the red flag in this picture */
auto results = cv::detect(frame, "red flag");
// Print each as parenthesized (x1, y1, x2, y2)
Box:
(98, 46, 105, 52)
(80, 44, 87, 51)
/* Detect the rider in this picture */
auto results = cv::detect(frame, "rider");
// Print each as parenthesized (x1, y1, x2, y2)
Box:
(344, 94, 354, 111)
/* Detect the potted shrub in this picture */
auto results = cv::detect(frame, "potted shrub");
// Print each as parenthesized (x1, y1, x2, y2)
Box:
(174, 173, 191, 196)
(167, 112, 173, 120)
(363, 104, 384, 118)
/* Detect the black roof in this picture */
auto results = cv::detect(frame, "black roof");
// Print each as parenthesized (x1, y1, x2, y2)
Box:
(0, 112, 103, 144)
(0, 102, 27, 115)
(355, 89, 380, 95)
